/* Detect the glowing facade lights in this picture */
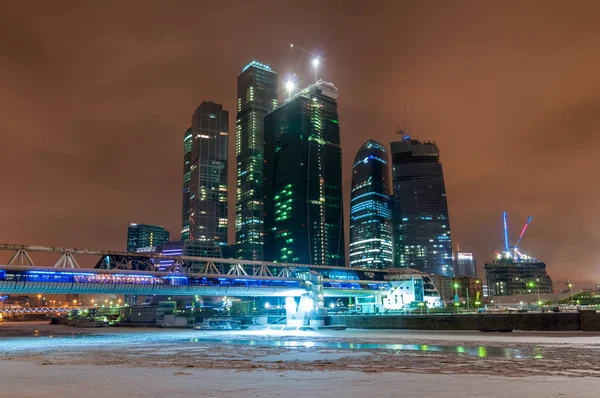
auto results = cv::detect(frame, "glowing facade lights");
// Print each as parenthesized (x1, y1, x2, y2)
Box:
(349, 140, 393, 269)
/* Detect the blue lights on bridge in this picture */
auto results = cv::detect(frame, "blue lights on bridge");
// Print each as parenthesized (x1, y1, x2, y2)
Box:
(0, 267, 392, 298)
(0, 269, 305, 289)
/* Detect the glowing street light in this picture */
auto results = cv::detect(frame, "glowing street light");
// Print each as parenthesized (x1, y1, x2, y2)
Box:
(528, 281, 541, 306)
(567, 282, 574, 305)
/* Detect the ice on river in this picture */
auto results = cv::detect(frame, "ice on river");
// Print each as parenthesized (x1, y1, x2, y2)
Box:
(1, 322, 599, 397)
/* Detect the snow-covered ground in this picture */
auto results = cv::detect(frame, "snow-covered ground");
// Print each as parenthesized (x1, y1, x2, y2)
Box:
(1, 322, 599, 397)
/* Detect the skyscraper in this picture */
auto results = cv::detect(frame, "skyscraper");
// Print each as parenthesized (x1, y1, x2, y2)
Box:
(234, 61, 278, 260)
(349, 140, 393, 269)
(390, 138, 454, 277)
(264, 81, 344, 266)
(455, 251, 477, 278)
(182, 102, 229, 257)
(127, 223, 170, 252)
(181, 126, 193, 241)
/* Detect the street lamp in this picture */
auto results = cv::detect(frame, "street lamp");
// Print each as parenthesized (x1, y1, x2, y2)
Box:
(528, 281, 541, 307)
(453, 283, 459, 311)
(37, 294, 42, 307)
(568, 282, 574, 305)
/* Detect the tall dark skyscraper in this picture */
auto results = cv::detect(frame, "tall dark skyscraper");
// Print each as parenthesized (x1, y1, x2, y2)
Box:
(455, 251, 477, 278)
(127, 223, 170, 252)
(181, 102, 229, 257)
(390, 138, 454, 277)
(349, 140, 393, 269)
(181, 126, 193, 241)
(234, 61, 278, 260)
(264, 81, 344, 266)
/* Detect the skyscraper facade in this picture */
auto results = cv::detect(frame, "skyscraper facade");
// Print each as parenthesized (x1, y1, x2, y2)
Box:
(455, 252, 477, 278)
(181, 126, 193, 241)
(127, 223, 170, 252)
(264, 81, 345, 266)
(182, 102, 229, 257)
(390, 138, 454, 277)
(349, 140, 393, 269)
(234, 61, 278, 260)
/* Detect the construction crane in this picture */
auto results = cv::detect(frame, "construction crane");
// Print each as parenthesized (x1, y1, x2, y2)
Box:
(515, 215, 533, 249)
(396, 102, 415, 140)
(501, 213, 534, 260)
(289, 43, 323, 82)
(503, 211, 510, 252)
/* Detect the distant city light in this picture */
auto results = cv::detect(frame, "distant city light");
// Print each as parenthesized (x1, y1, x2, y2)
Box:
(312, 58, 320, 67)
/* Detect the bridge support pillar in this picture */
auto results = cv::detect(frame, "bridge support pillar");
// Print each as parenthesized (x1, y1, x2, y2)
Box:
(54, 253, 80, 268)
(293, 271, 325, 327)
(7, 249, 35, 266)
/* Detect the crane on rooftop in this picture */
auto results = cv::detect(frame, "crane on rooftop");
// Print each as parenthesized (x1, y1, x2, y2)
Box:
(289, 43, 323, 82)
(501, 212, 534, 260)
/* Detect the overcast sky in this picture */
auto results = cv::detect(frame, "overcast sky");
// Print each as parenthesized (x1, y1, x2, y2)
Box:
(1, 1, 599, 282)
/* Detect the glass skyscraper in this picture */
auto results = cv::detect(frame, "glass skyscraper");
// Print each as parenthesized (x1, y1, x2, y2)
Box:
(264, 81, 345, 266)
(127, 223, 170, 252)
(181, 101, 229, 257)
(455, 252, 477, 278)
(181, 126, 193, 241)
(234, 61, 278, 260)
(349, 140, 393, 269)
(390, 138, 454, 277)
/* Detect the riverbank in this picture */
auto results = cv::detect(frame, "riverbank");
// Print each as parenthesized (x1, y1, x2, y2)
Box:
(1, 322, 599, 396)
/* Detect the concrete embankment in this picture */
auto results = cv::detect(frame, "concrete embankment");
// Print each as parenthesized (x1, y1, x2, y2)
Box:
(327, 310, 600, 332)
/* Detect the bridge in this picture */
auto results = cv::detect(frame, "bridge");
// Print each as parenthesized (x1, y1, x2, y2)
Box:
(0, 306, 79, 316)
(0, 244, 442, 311)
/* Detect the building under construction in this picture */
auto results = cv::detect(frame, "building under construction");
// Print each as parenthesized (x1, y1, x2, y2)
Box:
(484, 213, 553, 296)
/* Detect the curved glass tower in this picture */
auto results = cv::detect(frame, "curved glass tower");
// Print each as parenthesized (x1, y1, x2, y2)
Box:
(349, 140, 393, 269)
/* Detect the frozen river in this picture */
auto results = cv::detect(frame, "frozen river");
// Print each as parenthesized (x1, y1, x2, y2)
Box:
(1, 322, 600, 397)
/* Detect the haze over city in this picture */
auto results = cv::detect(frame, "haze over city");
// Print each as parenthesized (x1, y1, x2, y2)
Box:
(4, 3, 600, 398)
(3, 1, 600, 283)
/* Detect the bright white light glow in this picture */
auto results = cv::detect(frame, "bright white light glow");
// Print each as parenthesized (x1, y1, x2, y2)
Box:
(299, 297, 314, 312)
(264, 302, 270, 309)
(312, 58, 320, 67)
(285, 80, 295, 92)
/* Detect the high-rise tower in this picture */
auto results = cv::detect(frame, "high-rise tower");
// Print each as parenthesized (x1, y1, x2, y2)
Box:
(127, 223, 170, 252)
(182, 101, 229, 257)
(390, 138, 454, 277)
(349, 140, 393, 269)
(264, 81, 344, 266)
(181, 126, 193, 241)
(234, 61, 278, 260)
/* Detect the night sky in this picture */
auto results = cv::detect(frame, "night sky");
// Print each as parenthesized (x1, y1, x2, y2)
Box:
(1, 1, 599, 282)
